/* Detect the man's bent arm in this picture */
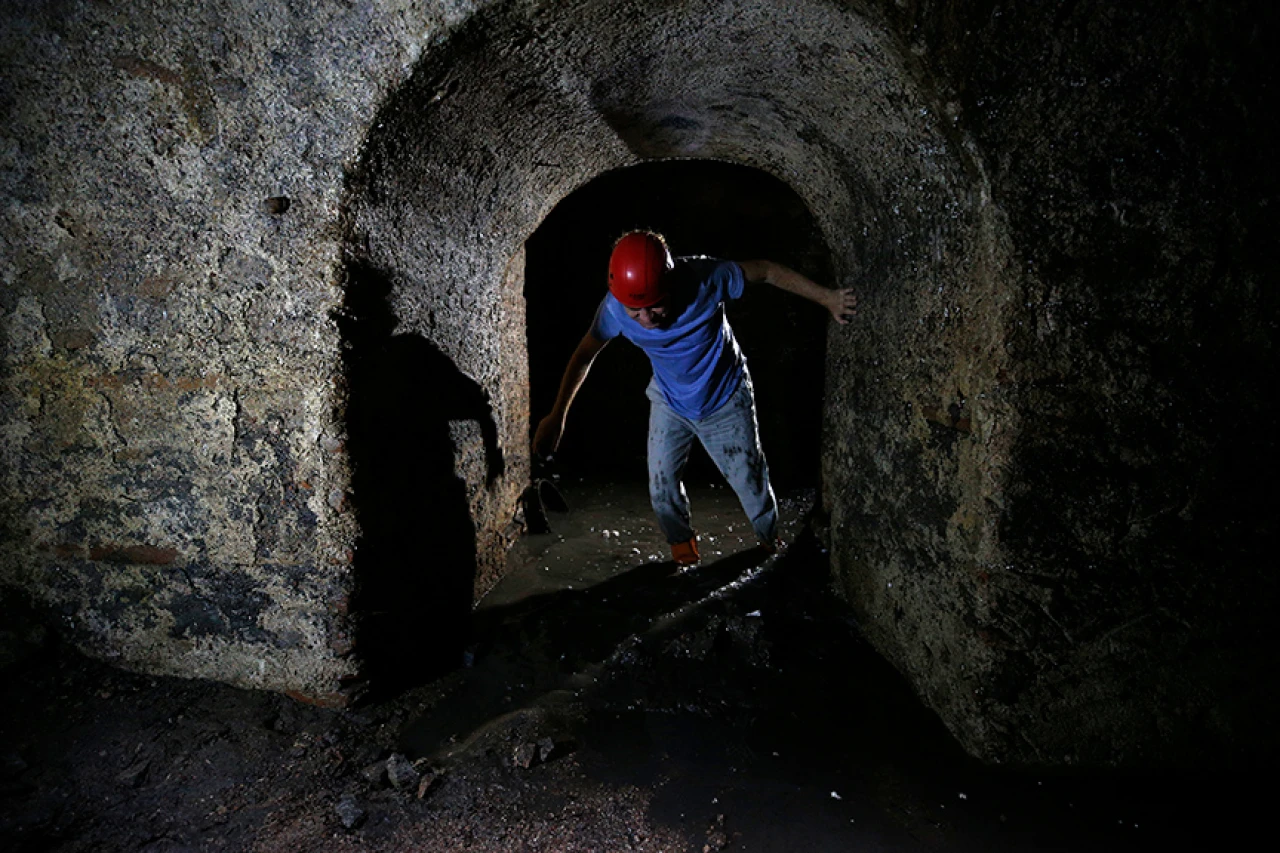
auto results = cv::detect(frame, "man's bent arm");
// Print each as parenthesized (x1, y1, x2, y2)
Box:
(533, 331, 609, 454)
(737, 259, 858, 324)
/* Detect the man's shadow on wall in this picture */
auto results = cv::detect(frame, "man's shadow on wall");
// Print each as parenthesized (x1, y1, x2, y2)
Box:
(339, 256, 503, 696)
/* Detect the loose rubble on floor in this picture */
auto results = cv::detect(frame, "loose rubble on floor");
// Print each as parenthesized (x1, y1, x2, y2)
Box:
(1, 483, 1260, 851)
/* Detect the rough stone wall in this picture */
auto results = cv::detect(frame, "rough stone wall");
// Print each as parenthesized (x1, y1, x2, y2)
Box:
(340, 0, 966, 602)
(820, 190, 1020, 763)
(0, 0, 481, 701)
(3, 0, 1009, 722)
(8, 0, 1269, 769)
(343, 0, 1025, 751)
(822, 0, 1279, 766)
(966, 0, 1278, 766)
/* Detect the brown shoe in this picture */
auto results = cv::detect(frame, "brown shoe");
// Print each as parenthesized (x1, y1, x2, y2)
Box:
(671, 537, 700, 567)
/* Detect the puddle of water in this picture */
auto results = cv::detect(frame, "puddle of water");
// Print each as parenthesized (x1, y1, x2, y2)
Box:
(485, 477, 809, 608)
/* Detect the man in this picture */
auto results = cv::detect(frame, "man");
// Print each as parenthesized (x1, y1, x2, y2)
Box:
(533, 231, 857, 567)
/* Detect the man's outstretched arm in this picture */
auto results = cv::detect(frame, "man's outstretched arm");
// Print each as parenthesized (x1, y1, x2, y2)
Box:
(533, 330, 610, 455)
(737, 260, 858, 324)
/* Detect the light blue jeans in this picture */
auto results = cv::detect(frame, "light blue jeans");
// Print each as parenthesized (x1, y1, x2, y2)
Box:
(646, 373, 778, 546)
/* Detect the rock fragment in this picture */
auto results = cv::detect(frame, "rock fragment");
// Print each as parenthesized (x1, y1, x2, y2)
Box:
(512, 742, 538, 769)
(117, 759, 150, 788)
(416, 769, 440, 799)
(385, 753, 420, 790)
(359, 758, 387, 786)
(704, 813, 729, 851)
(336, 793, 365, 829)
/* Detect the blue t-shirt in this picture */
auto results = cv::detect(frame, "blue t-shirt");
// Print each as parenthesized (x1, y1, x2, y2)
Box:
(591, 257, 746, 420)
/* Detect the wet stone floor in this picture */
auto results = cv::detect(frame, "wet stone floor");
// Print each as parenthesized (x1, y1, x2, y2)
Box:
(0, 478, 1265, 851)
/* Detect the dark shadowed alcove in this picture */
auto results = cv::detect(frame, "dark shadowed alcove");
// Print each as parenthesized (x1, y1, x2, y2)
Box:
(338, 257, 506, 694)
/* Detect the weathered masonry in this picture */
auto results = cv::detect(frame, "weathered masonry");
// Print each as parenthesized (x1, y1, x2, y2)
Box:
(2, 0, 1275, 766)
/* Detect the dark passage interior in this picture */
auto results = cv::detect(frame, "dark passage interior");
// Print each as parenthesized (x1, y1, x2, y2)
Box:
(525, 160, 832, 489)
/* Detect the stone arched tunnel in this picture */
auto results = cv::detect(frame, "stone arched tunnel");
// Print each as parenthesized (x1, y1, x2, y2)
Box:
(2, 0, 1276, 772)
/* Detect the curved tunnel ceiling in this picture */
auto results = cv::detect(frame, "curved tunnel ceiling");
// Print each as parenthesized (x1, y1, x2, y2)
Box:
(338, 0, 1014, 641)
(338, 0, 1009, 602)
(346, 0, 984, 316)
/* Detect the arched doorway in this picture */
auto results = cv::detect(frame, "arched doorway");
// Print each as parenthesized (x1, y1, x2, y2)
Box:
(525, 160, 833, 490)
(338, 0, 1008, 753)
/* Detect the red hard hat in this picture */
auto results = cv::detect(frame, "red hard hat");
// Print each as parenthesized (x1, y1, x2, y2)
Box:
(608, 232, 672, 308)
